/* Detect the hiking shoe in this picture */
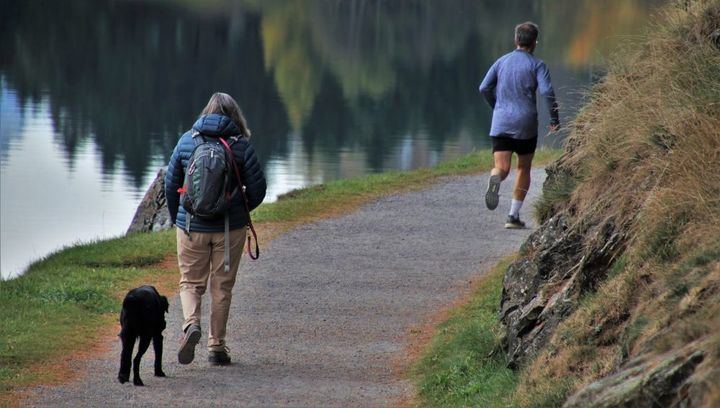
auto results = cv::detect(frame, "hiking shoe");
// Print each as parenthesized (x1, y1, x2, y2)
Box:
(505, 215, 526, 229)
(178, 324, 201, 365)
(208, 349, 231, 366)
(485, 175, 502, 210)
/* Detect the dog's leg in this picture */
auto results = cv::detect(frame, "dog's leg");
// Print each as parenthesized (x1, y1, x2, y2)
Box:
(153, 334, 166, 377)
(132, 336, 151, 386)
(118, 331, 135, 384)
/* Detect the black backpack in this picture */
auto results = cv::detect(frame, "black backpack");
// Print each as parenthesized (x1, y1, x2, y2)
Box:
(179, 132, 260, 268)
(180, 133, 235, 220)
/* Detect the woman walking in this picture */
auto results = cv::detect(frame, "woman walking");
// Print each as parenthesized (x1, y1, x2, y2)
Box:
(164, 92, 266, 365)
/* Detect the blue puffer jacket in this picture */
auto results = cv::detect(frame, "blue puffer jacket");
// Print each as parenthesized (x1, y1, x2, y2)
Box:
(165, 114, 267, 232)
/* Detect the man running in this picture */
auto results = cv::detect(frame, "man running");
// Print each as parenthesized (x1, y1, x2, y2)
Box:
(479, 21, 559, 229)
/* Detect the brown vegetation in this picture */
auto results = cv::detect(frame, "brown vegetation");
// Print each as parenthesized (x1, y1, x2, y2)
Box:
(513, 0, 720, 405)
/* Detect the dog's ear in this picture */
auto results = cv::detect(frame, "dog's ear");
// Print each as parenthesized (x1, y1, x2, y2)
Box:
(160, 296, 169, 313)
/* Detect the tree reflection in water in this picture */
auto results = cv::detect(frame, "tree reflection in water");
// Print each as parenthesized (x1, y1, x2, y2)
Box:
(0, 0, 661, 189)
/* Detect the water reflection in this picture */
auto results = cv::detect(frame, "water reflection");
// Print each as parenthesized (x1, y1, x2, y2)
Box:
(0, 0, 661, 278)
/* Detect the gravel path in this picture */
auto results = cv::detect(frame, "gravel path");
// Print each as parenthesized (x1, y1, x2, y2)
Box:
(30, 169, 545, 407)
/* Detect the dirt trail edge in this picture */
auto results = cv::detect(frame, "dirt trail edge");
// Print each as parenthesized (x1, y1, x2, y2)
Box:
(30, 169, 545, 407)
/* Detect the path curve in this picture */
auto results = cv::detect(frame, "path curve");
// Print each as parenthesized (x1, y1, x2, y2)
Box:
(30, 169, 545, 407)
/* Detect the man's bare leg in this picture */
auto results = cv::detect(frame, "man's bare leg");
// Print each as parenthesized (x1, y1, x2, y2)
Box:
(492, 151, 512, 180)
(506, 153, 533, 228)
(513, 153, 533, 201)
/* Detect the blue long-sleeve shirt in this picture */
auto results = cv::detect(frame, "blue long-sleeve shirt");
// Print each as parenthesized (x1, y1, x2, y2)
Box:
(479, 49, 559, 140)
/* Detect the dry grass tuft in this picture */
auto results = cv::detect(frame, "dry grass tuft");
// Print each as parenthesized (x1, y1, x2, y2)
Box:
(511, 0, 720, 405)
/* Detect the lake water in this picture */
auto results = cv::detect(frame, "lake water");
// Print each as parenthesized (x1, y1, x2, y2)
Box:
(0, 0, 662, 279)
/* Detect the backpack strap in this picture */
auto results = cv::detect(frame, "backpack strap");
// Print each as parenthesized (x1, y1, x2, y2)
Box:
(184, 131, 204, 238)
(218, 137, 260, 260)
(224, 212, 230, 273)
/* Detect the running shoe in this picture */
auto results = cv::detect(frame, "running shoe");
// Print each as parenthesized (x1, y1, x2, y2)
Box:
(505, 215, 526, 229)
(485, 175, 502, 210)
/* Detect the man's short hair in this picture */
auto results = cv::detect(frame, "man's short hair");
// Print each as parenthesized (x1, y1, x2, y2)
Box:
(515, 22, 539, 47)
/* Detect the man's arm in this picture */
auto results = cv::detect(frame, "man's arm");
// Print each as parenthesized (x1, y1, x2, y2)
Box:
(479, 62, 499, 109)
(536, 61, 560, 129)
(164, 142, 184, 225)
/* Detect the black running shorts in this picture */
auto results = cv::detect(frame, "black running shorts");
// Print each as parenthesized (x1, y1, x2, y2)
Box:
(491, 136, 537, 155)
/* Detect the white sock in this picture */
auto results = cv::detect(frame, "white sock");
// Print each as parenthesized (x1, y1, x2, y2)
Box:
(509, 199, 523, 218)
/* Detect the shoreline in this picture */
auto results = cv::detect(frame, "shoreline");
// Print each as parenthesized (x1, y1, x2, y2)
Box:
(1, 146, 563, 283)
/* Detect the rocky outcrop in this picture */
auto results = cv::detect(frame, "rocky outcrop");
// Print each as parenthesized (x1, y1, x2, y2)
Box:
(499, 206, 626, 368)
(563, 346, 707, 408)
(127, 168, 172, 234)
(496, 2, 720, 405)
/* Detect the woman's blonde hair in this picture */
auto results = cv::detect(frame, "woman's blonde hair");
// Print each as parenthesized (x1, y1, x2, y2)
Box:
(200, 92, 252, 138)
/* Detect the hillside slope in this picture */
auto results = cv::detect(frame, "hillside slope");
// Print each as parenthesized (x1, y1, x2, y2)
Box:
(500, 0, 720, 406)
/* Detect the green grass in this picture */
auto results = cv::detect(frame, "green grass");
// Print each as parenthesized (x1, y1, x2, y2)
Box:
(533, 170, 578, 224)
(412, 257, 519, 408)
(0, 231, 176, 394)
(0, 148, 561, 397)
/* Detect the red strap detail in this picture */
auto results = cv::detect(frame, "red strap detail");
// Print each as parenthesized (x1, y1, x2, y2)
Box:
(177, 187, 187, 194)
(218, 137, 260, 260)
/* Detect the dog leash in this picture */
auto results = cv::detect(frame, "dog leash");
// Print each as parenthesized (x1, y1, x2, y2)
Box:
(219, 137, 260, 260)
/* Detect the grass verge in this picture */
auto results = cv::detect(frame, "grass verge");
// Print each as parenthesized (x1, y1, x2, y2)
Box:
(0, 148, 561, 404)
(0, 231, 177, 401)
(411, 256, 517, 408)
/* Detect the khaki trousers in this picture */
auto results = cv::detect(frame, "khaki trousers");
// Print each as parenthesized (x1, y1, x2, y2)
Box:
(176, 227, 245, 352)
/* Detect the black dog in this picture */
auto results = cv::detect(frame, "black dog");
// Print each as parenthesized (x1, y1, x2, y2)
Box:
(118, 285, 168, 386)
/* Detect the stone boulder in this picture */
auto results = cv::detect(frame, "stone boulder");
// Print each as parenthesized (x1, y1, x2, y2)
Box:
(563, 347, 707, 407)
(127, 168, 172, 234)
(500, 209, 626, 368)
